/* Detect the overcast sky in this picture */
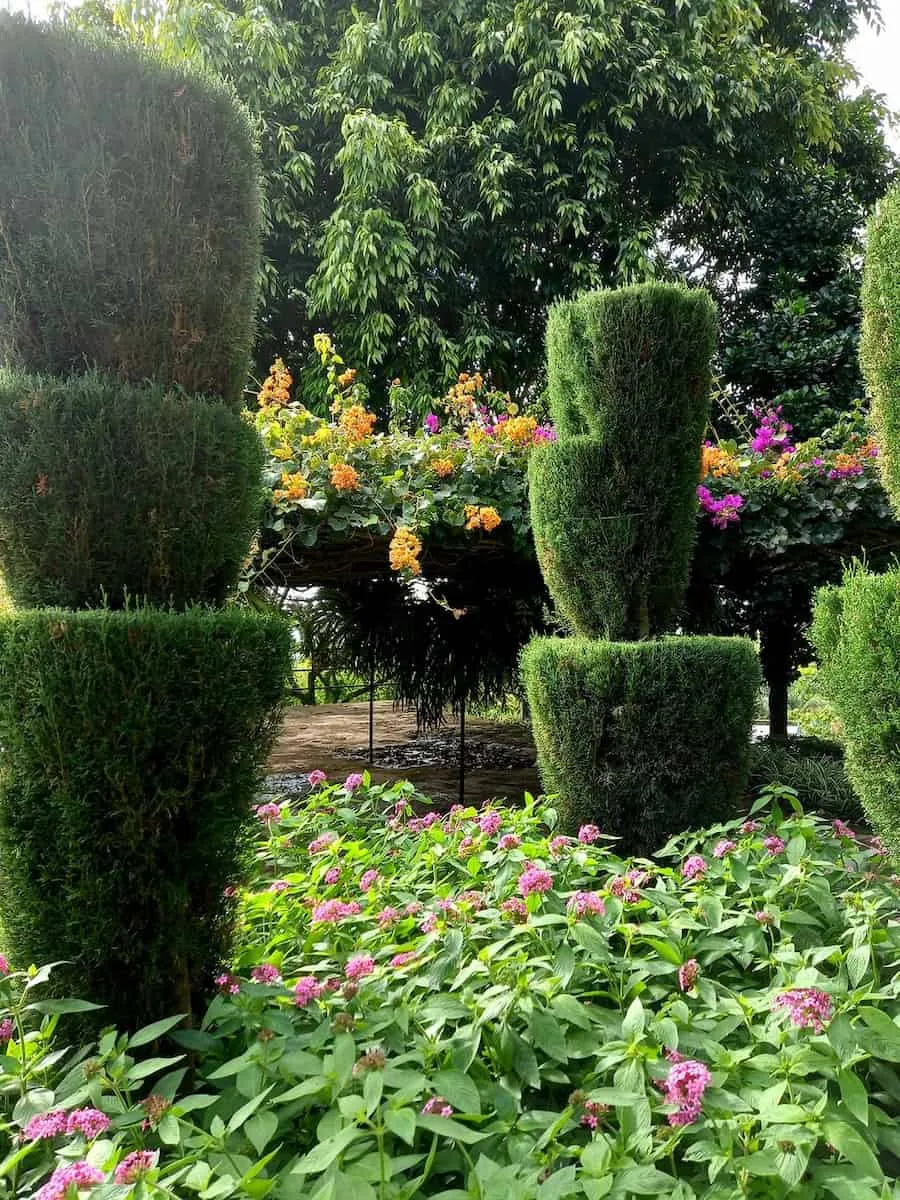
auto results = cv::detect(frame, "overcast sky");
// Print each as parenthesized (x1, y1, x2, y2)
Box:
(2, 0, 899, 145)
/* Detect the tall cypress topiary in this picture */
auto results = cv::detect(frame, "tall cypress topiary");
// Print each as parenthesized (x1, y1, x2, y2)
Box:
(0, 17, 291, 1028)
(522, 283, 759, 854)
(812, 184, 900, 856)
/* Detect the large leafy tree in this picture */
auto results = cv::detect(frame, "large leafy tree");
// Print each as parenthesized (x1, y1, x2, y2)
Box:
(69, 0, 881, 400)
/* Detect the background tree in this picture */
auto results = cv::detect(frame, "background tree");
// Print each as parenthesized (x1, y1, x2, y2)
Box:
(68, 0, 885, 402)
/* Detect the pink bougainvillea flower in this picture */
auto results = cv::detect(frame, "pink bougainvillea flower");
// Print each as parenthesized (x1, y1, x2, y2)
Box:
(682, 855, 707, 881)
(578, 823, 601, 844)
(377, 906, 401, 927)
(420, 913, 439, 934)
(458, 836, 477, 858)
(581, 1099, 609, 1129)
(772, 988, 833, 1033)
(678, 959, 700, 992)
(307, 769, 327, 787)
(250, 963, 282, 986)
(36, 1161, 104, 1200)
(345, 955, 375, 981)
(663, 1059, 712, 1126)
(293, 976, 323, 1007)
(713, 839, 737, 858)
(567, 891, 606, 917)
(114, 1151, 158, 1185)
(518, 864, 553, 897)
(66, 1108, 111, 1140)
(344, 773, 364, 792)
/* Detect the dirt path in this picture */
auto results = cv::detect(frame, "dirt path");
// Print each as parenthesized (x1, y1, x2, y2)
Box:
(268, 701, 541, 806)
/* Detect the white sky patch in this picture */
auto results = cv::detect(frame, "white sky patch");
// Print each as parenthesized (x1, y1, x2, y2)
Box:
(848, 7, 900, 149)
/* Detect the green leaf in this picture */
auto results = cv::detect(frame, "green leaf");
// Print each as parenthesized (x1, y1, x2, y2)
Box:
(126, 1055, 185, 1081)
(29, 998, 104, 1015)
(416, 1114, 486, 1143)
(128, 1013, 189, 1048)
(612, 1165, 675, 1193)
(244, 1110, 279, 1155)
(385, 1107, 416, 1145)
(621, 996, 645, 1040)
(845, 944, 870, 988)
(821, 1118, 882, 1181)
(528, 1008, 568, 1063)
(292, 1124, 363, 1174)
(837, 1068, 869, 1126)
(431, 1069, 481, 1114)
(226, 1085, 275, 1135)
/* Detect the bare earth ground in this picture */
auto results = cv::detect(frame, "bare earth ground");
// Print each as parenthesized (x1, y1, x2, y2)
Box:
(267, 700, 541, 806)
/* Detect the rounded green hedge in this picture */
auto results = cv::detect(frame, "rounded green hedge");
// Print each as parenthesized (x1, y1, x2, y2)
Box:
(0, 369, 265, 609)
(861, 183, 900, 511)
(0, 607, 291, 1028)
(522, 634, 760, 855)
(0, 16, 261, 405)
(811, 564, 900, 855)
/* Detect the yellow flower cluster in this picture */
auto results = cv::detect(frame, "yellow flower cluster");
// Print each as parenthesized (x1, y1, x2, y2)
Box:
(301, 427, 331, 448)
(772, 453, 802, 483)
(331, 462, 361, 492)
(313, 333, 333, 359)
(700, 444, 739, 479)
(337, 368, 357, 389)
(445, 371, 487, 420)
(496, 415, 538, 446)
(431, 458, 455, 478)
(258, 357, 292, 407)
(389, 526, 423, 576)
(339, 404, 377, 443)
(273, 444, 294, 461)
(274, 472, 308, 502)
(465, 504, 502, 532)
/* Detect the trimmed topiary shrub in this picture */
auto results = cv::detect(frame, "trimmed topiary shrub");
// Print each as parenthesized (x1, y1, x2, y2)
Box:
(0, 16, 260, 405)
(810, 564, 900, 853)
(0, 369, 264, 609)
(524, 283, 757, 849)
(522, 636, 759, 854)
(0, 607, 290, 1028)
(536, 285, 716, 639)
(861, 184, 900, 510)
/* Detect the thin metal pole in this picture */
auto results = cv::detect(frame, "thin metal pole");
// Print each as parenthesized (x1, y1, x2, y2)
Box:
(458, 690, 466, 807)
(368, 658, 375, 765)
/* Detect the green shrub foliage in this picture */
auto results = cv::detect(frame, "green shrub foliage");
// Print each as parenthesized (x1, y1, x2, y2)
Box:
(0, 17, 260, 405)
(861, 184, 900, 509)
(537, 285, 716, 638)
(0, 607, 290, 1027)
(0, 370, 264, 609)
(747, 739, 860, 822)
(810, 565, 900, 854)
(522, 636, 759, 855)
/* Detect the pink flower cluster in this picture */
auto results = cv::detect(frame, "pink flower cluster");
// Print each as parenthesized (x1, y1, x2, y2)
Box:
(682, 855, 706, 881)
(578, 824, 601, 844)
(697, 485, 744, 529)
(580, 1099, 608, 1129)
(741, 820, 759, 834)
(772, 988, 833, 1033)
(608, 869, 650, 904)
(377, 906, 401, 926)
(421, 1095, 453, 1117)
(548, 835, 570, 856)
(324, 866, 341, 885)
(254, 802, 281, 823)
(0, 954, 10, 974)
(518, 864, 553, 897)
(215, 972, 240, 995)
(308, 831, 337, 855)
(0, 1018, 13, 1044)
(763, 835, 785, 856)
(114, 1150, 158, 1184)
(345, 955, 375, 980)
(479, 810, 503, 836)
(567, 891, 606, 917)
(344, 773, 364, 791)
(750, 405, 794, 455)
(36, 1162, 104, 1200)
(311, 899, 361, 924)
(832, 819, 856, 840)
(25, 1108, 111, 1142)
(499, 833, 521, 850)
(407, 812, 442, 834)
(678, 959, 699, 992)
(713, 839, 737, 858)
(390, 952, 417, 968)
(501, 897, 528, 922)
(250, 963, 281, 985)
(359, 869, 380, 891)
(307, 769, 327, 787)
(293, 976, 323, 1006)
(663, 1059, 712, 1126)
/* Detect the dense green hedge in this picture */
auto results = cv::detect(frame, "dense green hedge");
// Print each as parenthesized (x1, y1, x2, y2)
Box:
(0, 607, 290, 1027)
(522, 635, 759, 854)
(0, 370, 264, 609)
(811, 565, 900, 853)
(0, 17, 260, 405)
(537, 285, 716, 638)
(861, 184, 900, 510)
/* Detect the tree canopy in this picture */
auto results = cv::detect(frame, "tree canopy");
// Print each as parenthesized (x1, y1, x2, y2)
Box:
(68, 0, 886, 400)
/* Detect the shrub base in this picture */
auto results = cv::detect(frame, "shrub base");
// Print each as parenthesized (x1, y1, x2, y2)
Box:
(0, 607, 290, 1028)
(522, 635, 759, 854)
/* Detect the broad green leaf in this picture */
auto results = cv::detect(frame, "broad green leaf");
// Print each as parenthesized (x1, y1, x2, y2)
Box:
(128, 1013, 189, 1048)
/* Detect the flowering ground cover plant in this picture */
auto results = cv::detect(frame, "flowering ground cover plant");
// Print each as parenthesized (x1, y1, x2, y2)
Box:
(5, 781, 900, 1198)
(252, 337, 553, 580)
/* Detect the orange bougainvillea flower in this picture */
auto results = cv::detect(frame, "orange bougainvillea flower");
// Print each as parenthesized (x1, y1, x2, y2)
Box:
(496, 415, 538, 446)
(337, 368, 357, 389)
(273, 472, 308, 502)
(464, 504, 502, 533)
(273, 444, 294, 461)
(258, 357, 293, 408)
(331, 462, 361, 492)
(700, 444, 739, 479)
(339, 404, 377, 443)
(389, 526, 423, 576)
(431, 458, 455, 478)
